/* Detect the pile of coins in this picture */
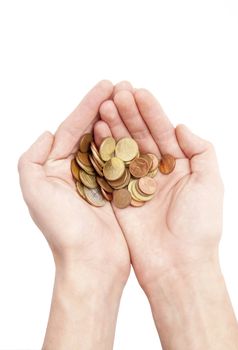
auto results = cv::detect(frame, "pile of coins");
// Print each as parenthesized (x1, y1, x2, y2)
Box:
(71, 133, 176, 209)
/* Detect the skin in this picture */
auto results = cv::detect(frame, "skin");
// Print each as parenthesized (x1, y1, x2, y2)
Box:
(93, 82, 238, 349)
(18, 79, 238, 349)
(18, 80, 130, 350)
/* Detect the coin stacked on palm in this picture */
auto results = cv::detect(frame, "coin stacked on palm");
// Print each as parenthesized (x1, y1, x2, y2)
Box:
(71, 133, 176, 209)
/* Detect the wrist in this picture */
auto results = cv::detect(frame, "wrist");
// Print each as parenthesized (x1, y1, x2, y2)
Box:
(43, 262, 125, 350)
(145, 260, 238, 350)
(145, 258, 222, 300)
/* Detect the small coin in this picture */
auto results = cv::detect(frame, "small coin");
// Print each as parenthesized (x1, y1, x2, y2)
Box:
(130, 180, 155, 202)
(147, 168, 159, 178)
(96, 177, 113, 193)
(109, 169, 131, 190)
(84, 186, 106, 207)
(138, 176, 157, 195)
(75, 156, 95, 175)
(79, 169, 97, 189)
(76, 151, 91, 167)
(159, 154, 176, 175)
(100, 188, 113, 201)
(71, 159, 80, 181)
(99, 137, 116, 161)
(91, 146, 105, 168)
(141, 154, 153, 170)
(113, 189, 132, 209)
(76, 181, 86, 199)
(147, 153, 159, 171)
(115, 138, 139, 162)
(128, 179, 141, 201)
(107, 168, 127, 186)
(103, 157, 125, 181)
(89, 154, 104, 177)
(131, 198, 145, 207)
(79, 133, 93, 153)
(129, 157, 150, 178)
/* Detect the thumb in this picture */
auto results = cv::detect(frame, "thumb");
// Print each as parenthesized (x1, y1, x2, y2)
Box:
(18, 131, 54, 191)
(176, 124, 219, 175)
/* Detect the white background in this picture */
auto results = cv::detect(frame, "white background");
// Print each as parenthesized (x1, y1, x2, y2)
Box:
(0, 0, 238, 349)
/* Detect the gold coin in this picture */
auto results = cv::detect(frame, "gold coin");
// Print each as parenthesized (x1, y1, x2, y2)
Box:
(71, 159, 80, 181)
(96, 177, 113, 193)
(147, 168, 158, 178)
(131, 180, 155, 202)
(91, 148, 105, 168)
(89, 154, 104, 177)
(79, 169, 97, 189)
(84, 187, 106, 207)
(108, 169, 131, 189)
(103, 157, 125, 181)
(76, 181, 86, 199)
(115, 137, 139, 162)
(76, 151, 91, 167)
(91, 143, 105, 167)
(99, 137, 116, 161)
(128, 180, 140, 200)
(76, 153, 95, 175)
(79, 133, 93, 153)
(75, 157, 95, 175)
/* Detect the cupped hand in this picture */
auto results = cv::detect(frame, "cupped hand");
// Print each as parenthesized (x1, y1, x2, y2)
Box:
(18, 81, 130, 286)
(93, 82, 224, 293)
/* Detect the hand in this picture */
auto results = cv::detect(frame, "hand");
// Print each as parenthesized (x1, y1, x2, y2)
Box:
(94, 81, 223, 293)
(94, 83, 238, 350)
(18, 81, 130, 349)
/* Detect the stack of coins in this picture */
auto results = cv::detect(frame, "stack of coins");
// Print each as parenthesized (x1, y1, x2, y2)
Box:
(71, 133, 176, 209)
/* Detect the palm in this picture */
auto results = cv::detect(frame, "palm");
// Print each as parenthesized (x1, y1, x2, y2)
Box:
(39, 157, 123, 260)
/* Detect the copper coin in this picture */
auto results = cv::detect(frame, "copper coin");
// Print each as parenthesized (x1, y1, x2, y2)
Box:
(100, 188, 113, 201)
(138, 176, 157, 195)
(113, 189, 131, 209)
(148, 153, 159, 171)
(96, 177, 113, 193)
(129, 157, 150, 178)
(140, 154, 153, 170)
(131, 199, 145, 207)
(159, 154, 176, 175)
(79, 133, 93, 153)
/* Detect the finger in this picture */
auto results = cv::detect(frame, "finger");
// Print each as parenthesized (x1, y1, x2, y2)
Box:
(100, 100, 130, 140)
(134, 89, 185, 158)
(93, 120, 112, 148)
(18, 131, 54, 191)
(176, 124, 220, 175)
(113, 80, 134, 97)
(50, 80, 113, 159)
(114, 90, 160, 155)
